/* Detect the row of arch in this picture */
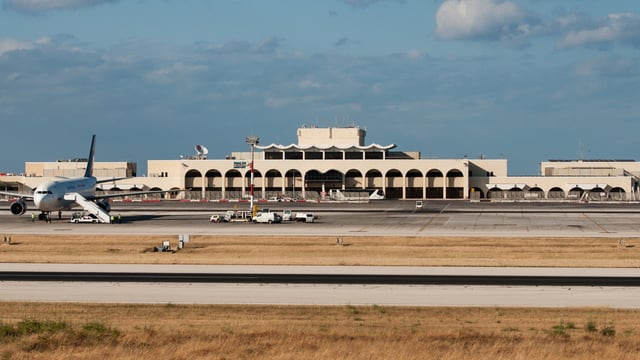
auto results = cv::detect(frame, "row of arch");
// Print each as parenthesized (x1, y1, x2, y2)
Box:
(183, 167, 467, 200)
(93, 184, 629, 201)
(471, 186, 628, 201)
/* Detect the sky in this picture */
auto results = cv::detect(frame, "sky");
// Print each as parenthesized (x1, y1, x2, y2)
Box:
(1, 0, 639, 176)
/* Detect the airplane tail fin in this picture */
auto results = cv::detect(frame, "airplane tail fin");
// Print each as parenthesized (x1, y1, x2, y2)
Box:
(84, 135, 96, 178)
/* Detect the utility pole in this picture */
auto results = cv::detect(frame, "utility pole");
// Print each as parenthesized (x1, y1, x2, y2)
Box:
(245, 136, 259, 213)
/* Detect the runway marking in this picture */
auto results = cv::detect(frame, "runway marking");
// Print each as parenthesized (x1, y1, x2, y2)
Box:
(418, 204, 449, 233)
(582, 213, 611, 233)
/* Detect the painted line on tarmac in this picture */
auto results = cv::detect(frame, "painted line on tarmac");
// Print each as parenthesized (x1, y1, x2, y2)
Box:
(582, 213, 611, 233)
(418, 203, 449, 233)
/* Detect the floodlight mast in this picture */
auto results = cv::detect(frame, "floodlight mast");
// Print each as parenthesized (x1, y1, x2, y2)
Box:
(246, 136, 259, 213)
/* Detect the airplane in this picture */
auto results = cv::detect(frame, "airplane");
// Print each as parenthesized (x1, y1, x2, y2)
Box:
(0, 135, 168, 223)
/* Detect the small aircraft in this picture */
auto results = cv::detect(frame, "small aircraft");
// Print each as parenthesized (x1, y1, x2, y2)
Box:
(0, 135, 166, 222)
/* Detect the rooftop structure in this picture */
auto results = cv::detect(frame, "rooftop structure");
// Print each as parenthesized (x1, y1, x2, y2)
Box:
(258, 125, 397, 160)
(297, 125, 366, 146)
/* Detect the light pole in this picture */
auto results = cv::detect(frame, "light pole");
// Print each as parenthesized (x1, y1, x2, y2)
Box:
(246, 136, 259, 213)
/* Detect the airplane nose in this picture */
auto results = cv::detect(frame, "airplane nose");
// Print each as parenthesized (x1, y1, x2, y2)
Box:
(34, 194, 43, 207)
(38, 195, 54, 210)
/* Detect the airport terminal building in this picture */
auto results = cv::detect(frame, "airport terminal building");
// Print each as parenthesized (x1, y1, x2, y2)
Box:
(2, 126, 640, 202)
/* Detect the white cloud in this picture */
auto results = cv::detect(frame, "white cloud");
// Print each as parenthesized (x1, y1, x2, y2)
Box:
(575, 56, 638, 78)
(265, 96, 292, 108)
(145, 63, 208, 83)
(405, 49, 425, 60)
(0, 38, 33, 55)
(34, 37, 51, 45)
(7, 72, 22, 81)
(256, 37, 282, 54)
(264, 95, 321, 108)
(4, 0, 116, 13)
(201, 38, 282, 55)
(435, 0, 531, 41)
(298, 79, 322, 89)
(557, 13, 640, 49)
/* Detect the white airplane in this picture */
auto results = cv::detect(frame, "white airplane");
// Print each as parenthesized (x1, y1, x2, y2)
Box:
(0, 135, 166, 222)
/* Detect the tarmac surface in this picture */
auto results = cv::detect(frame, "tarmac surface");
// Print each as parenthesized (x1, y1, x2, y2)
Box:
(2, 200, 640, 307)
(2, 199, 640, 237)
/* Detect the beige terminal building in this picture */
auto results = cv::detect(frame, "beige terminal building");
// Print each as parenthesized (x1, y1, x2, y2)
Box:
(2, 126, 640, 202)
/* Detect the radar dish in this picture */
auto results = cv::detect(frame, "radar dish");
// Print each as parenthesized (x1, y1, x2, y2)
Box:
(195, 145, 209, 155)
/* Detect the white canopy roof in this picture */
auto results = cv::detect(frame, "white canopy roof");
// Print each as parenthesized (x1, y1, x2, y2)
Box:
(488, 184, 527, 190)
(256, 143, 396, 151)
(567, 184, 607, 190)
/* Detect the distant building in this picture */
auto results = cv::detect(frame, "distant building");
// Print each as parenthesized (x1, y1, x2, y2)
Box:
(2, 126, 639, 201)
(25, 159, 136, 178)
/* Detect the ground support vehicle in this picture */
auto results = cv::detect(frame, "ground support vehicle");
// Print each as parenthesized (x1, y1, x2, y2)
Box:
(294, 213, 317, 223)
(209, 214, 228, 223)
(69, 212, 99, 224)
(227, 210, 252, 222)
(252, 212, 282, 224)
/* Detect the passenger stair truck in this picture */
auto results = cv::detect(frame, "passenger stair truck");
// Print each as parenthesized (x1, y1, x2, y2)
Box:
(63, 193, 111, 223)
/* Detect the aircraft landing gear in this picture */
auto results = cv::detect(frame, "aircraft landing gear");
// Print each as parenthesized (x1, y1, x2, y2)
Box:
(38, 212, 51, 222)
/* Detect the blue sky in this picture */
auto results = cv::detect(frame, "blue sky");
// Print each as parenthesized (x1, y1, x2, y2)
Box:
(1, 0, 639, 175)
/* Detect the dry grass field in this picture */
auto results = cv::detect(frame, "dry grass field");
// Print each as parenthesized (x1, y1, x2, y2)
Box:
(1, 234, 639, 267)
(3, 234, 640, 358)
(1, 303, 640, 360)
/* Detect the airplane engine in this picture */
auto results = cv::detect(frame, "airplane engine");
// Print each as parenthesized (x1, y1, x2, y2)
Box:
(97, 200, 111, 213)
(10, 199, 27, 215)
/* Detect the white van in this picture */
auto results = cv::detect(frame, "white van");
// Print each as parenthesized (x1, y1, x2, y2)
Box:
(252, 212, 282, 224)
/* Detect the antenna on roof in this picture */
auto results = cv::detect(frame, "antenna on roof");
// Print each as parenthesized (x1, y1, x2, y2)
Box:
(194, 144, 208, 160)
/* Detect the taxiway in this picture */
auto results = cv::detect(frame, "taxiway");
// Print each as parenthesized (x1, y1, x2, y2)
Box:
(2, 200, 640, 307)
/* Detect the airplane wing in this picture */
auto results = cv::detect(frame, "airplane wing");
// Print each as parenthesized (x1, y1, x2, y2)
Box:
(84, 189, 177, 201)
(0, 191, 33, 199)
(95, 177, 129, 184)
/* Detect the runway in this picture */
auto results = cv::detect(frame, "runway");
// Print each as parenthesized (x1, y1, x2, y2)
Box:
(2, 264, 640, 307)
(2, 200, 640, 307)
(3, 264, 640, 286)
(4, 282, 640, 308)
(2, 264, 640, 308)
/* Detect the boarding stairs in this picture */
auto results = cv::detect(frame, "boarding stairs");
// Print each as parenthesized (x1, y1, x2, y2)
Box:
(63, 192, 111, 223)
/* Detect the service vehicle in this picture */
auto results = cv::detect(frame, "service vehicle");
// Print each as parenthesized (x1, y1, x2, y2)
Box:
(69, 213, 99, 224)
(209, 214, 228, 223)
(294, 212, 317, 223)
(226, 210, 252, 222)
(252, 212, 282, 224)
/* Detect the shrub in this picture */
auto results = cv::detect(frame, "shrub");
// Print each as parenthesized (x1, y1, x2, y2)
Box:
(82, 322, 121, 338)
(600, 325, 616, 337)
(0, 323, 18, 340)
(16, 319, 69, 335)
